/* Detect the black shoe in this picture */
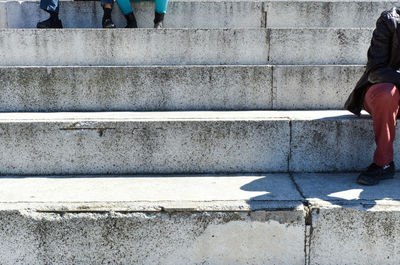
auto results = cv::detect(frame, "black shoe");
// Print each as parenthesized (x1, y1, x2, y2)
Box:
(37, 17, 63, 29)
(124, 13, 138, 28)
(357, 161, 395, 186)
(154, 12, 164, 28)
(102, 18, 115, 28)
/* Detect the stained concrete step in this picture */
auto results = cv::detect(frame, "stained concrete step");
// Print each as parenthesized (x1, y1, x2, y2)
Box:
(265, 1, 397, 28)
(0, 110, 391, 175)
(0, 28, 372, 66)
(0, 65, 362, 112)
(0, 0, 265, 29)
(0, 174, 306, 264)
(1, 173, 400, 264)
(294, 172, 400, 265)
(0, 29, 268, 66)
(1, 0, 397, 29)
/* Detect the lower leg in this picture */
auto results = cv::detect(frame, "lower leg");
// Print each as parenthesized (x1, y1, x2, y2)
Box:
(37, 0, 62, 28)
(115, 0, 137, 28)
(154, 0, 167, 28)
(102, 2, 115, 28)
(364, 83, 400, 166)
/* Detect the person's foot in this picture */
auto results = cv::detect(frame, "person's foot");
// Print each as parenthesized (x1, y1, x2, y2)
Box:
(102, 6, 115, 28)
(357, 161, 395, 186)
(102, 18, 115, 28)
(154, 12, 164, 28)
(124, 13, 138, 28)
(37, 16, 63, 28)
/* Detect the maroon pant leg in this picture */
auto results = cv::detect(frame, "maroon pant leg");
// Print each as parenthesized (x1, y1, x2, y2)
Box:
(363, 83, 400, 166)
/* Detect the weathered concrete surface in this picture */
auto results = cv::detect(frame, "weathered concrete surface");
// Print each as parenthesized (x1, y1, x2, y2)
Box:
(0, 174, 305, 264)
(0, 66, 272, 111)
(0, 29, 268, 66)
(272, 65, 363, 110)
(0, 28, 374, 66)
(289, 110, 386, 172)
(0, 210, 305, 265)
(0, 1, 6, 28)
(0, 111, 290, 175)
(0, 174, 303, 211)
(0, 110, 391, 174)
(0, 65, 365, 111)
(269, 28, 372, 65)
(294, 173, 400, 265)
(265, 1, 397, 28)
(3, 0, 264, 29)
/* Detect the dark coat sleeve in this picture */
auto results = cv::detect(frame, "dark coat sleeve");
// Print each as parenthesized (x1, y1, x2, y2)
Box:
(367, 11, 400, 87)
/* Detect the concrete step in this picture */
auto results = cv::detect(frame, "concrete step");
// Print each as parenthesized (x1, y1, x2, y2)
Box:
(294, 172, 400, 265)
(0, 28, 372, 66)
(0, 65, 362, 112)
(1, 0, 397, 29)
(0, 29, 268, 66)
(265, 1, 397, 28)
(1, 173, 400, 264)
(0, 0, 264, 29)
(0, 174, 306, 264)
(0, 110, 390, 175)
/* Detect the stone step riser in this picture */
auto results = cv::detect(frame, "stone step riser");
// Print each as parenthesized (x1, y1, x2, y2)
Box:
(0, 28, 372, 66)
(1, 1, 398, 29)
(0, 65, 362, 111)
(0, 111, 392, 175)
(0, 29, 268, 66)
(0, 210, 305, 265)
(0, 66, 272, 111)
(265, 1, 396, 28)
(0, 1, 264, 29)
(0, 114, 289, 175)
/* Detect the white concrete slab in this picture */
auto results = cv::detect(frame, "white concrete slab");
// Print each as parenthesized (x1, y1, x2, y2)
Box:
(0, 174, 303, 211)
(269, 28, 372, 65)
(0, 174, 305, 265)
(294, 172, 400, 207)
(0, 65, 273, 111)
(0, 111, 290, 175)
(3, 1, 264, 29)
(289, 110, 383, 172)
(0, 210, 305, 265)
(272, 65, 363, 110)
(265, 1, 397, 28)
(0, 29, 268, 66)
(294, 173, 400, 265)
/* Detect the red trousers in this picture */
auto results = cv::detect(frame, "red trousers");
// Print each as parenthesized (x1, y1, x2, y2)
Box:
(364, 83, 400, 166)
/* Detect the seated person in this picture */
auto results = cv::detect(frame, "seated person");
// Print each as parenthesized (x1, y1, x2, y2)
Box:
(115, 0, 167, 28)
(37, 0, 116, 28)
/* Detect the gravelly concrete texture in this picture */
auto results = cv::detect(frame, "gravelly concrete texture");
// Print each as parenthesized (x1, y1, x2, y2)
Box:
(0, 110, 392, 174)
(0, 211, 305, 265)
(0, 29, 268, 66)
(0, 66, 273, 111)
(269, 28, 372, 65)
(265, 1, 398, 28)
(0, 174, 305, 265)
(294, 173, 400, 265)
(2, 0, 265, 29)
(0, 112, 290, 175)
(0, 65, 364, 111)
(272, 65, 363, 110)
(0, 28, 374, 66)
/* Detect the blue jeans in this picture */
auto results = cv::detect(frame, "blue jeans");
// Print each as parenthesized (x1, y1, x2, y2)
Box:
(40, 0, 113, 13)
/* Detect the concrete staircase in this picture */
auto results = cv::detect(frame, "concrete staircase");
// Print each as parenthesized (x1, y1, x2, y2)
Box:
(1, 0, 400, 264)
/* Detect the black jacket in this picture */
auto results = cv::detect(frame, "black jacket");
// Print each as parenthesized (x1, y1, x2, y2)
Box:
(345, 8, 400, 116)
